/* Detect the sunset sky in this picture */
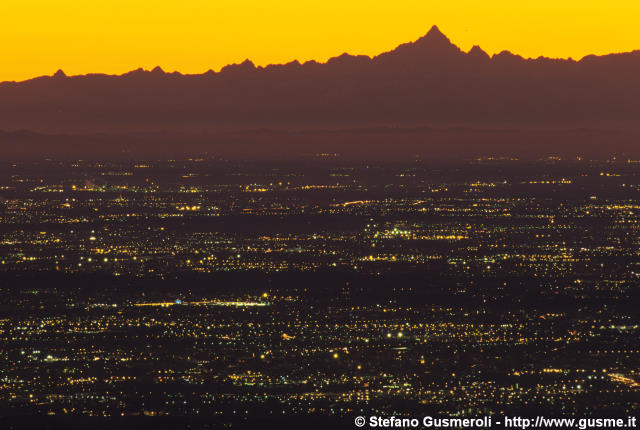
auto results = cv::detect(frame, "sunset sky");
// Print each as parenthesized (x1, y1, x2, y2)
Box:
(1, 0, 639, 82)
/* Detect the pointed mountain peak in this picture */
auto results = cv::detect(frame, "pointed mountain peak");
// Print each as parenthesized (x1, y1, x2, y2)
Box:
(425, 25, 445, 38)
(150, 66, 165, 74)
(412, 25, 459, 52)
(53, 69, 67, 78)
(468, 45, 490, 59)
(418, 25, 451, 44)
(373, 25, 461, 62)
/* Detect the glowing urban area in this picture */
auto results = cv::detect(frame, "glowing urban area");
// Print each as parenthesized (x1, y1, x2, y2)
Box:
(0, 156, 639, 428)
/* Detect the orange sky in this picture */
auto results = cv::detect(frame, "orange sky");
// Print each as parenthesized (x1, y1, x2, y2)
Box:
(1, 0, 639, 82)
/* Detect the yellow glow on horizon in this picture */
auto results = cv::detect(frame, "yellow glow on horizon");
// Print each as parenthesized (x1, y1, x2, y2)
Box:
(1, 0, 639, 82)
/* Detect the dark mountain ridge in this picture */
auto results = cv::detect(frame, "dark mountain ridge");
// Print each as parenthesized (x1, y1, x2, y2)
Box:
(1, 25, 639, 130)
(1, 26, 639, 159)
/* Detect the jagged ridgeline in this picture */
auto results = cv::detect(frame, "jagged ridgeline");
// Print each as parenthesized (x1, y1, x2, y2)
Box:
(1, 26, 639, 124)
(1, 26, 639, 159)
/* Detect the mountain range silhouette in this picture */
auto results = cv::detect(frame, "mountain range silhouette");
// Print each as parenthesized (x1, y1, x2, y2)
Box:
(1, 26, 640, 159)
